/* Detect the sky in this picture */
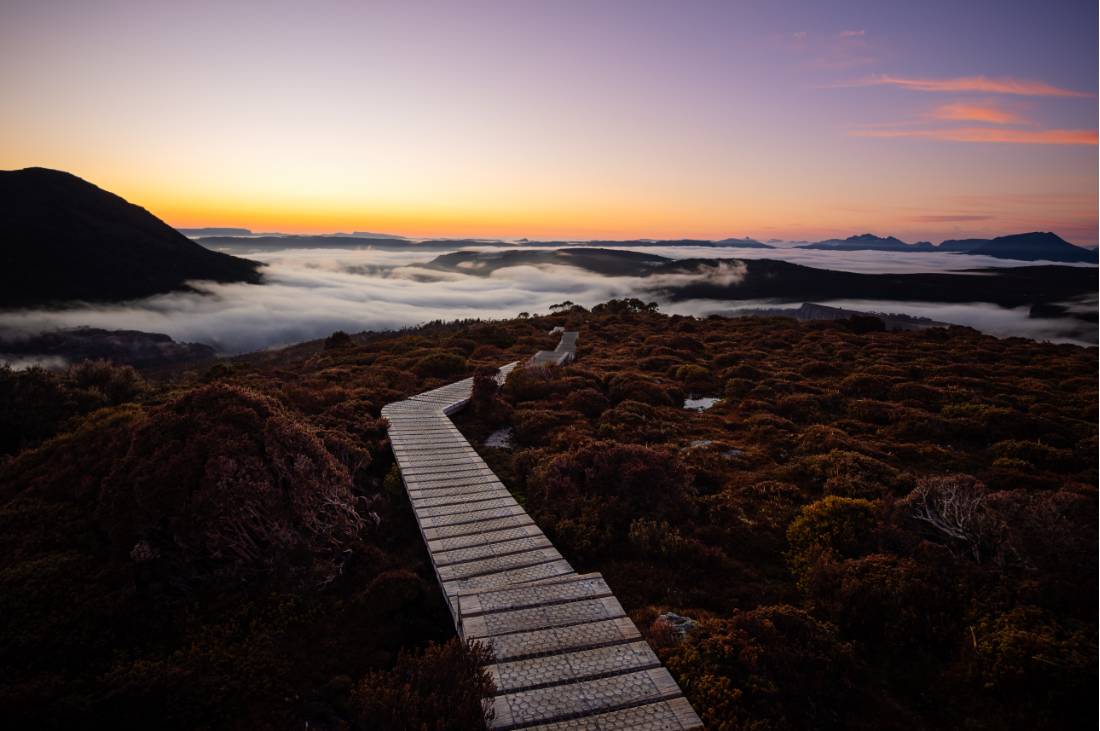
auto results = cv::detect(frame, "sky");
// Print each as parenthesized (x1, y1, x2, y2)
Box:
(1, 0, 1097, 243)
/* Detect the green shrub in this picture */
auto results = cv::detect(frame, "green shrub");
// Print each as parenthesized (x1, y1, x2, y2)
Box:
(674, 364, 714, 392)
(968, 607, 1096, 719)
(786, 496, 876, 588)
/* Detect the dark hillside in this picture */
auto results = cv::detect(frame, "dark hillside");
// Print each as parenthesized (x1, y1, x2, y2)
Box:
(0, 168, 261, 307)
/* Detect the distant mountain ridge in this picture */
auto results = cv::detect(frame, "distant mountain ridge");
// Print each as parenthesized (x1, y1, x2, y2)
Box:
(0, 168, 262, 308)
(798, 231, 1096, 262)
(799, 233, 935, 252)
(0, 327, 216, 367)
(195, 227, 1096, 262)
(935, 232, 1098, 262)
(197, 235, 464, 251)
(177, 227, 253, 237)
(720, 302, 951, 331)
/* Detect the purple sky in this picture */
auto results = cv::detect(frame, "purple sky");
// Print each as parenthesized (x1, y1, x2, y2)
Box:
(1, 0, 1096, 242)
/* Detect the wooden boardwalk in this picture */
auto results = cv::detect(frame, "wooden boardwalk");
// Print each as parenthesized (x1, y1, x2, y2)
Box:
(381, 332, 703, 730)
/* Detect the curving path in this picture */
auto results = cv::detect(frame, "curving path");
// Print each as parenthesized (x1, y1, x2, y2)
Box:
(381, 332, 703, 730)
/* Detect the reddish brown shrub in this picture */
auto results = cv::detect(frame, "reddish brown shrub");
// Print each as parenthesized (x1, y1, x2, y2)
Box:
(96, 384, 364, 587)
(661, 605, 859, 731)
(413, 351, 468, 378)
(527, 441, 693, 559)
(352, 639, 495, 730)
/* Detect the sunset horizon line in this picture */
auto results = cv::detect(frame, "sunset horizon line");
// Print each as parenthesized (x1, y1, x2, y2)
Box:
(171, 223, 1100, 248)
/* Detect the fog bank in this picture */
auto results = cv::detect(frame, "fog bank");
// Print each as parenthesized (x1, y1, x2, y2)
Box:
(1, 246, 1095, 355)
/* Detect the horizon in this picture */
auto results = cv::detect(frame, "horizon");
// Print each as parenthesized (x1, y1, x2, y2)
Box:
(2, 0, 1097, 244)
(169, 224, 1097, 248)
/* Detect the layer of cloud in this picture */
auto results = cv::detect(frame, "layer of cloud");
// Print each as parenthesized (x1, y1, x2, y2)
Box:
(0, 246, 1093, 355)
(842, 74, 1091, 97)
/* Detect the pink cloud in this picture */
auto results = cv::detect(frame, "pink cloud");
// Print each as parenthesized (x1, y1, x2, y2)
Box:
(843, 74, 1091, 97)
(851, 126, 1097, 145)
(929, 101, 1027, 125)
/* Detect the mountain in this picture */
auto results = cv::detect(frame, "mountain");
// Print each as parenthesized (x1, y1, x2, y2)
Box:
(0, 168, 262, 308)
(799, 233, 936, 252)
(718, 302, 951, 331)
(937, 232, 1098, 263)
(425, 247, 667, 276)
(559, 238, 774, 249)
(337, 230, 409, 240)
(0, 327, 216, 368)
(196, 236, 468, 253)
(715, 237, 773, 248)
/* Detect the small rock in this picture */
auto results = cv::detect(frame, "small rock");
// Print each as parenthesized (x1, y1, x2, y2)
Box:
(657, 611, 697, 637)
(683, 396, 720, 411)
(485, 427, 514, 449)
(130, 540, 158, 563)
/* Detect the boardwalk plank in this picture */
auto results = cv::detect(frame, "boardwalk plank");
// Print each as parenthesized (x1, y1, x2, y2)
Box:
(486, 640, 660, 694)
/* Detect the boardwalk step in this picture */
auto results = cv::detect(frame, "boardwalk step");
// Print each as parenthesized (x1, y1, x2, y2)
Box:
(417, 504, 530, 529)
(405, 471, 501, 489)
(458, 573, 610, 616)
(433, 535, 554, 567)
(438, 547, 564, 582)
(414, 496, 520, 519)
(410, 489, 513, 510)
(402, 464, 497, 479)
(463, 595, 625, 639)
(472, 616, 642, 663)
(421, 514, 535, 541)
(486, 640, 660, 694)
(507, 697, 704, 731)
(437, 547, 564, 581)
(427, 523, 546, 553)
(441, 559, 574, 599)
(403, 473, 501, 490)
(488, 667, 684, 730)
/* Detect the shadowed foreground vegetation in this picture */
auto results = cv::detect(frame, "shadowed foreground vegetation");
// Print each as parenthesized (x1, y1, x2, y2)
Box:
(1, 303, 1096, 729)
